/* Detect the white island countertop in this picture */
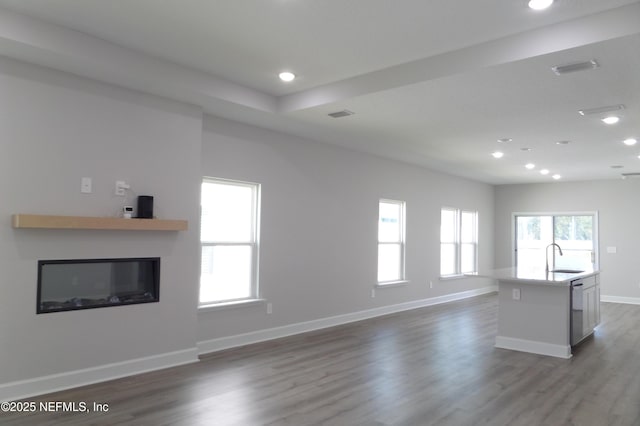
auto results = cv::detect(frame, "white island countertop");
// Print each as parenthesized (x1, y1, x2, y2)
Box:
(468, 267, 599, 286)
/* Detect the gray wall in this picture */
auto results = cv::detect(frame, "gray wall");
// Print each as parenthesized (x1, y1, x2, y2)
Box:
(198, 116, 495, 341)
(495, 180, 640, 301)
(0, 55, 495, 393)
(0, 57, 203, 385)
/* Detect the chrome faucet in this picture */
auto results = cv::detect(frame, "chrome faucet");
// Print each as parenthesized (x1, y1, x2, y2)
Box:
(545, 243, 563, 272)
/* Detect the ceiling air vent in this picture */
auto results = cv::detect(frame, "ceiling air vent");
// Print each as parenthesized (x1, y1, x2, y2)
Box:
(328, 110, 355, 118)
(578, 104, 625, 116)
(551, 59, 599, 75)
(621, 173, 640, 179)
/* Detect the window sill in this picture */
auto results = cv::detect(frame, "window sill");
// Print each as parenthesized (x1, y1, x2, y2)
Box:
(439, 274, 470, 281)
(198, 298, 265, 313)
(376, 280, 410, 288)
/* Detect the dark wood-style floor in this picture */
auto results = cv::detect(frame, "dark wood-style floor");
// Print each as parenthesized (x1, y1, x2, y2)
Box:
(3, 294, 640, 425)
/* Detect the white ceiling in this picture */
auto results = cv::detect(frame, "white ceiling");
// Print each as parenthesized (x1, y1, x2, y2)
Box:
(0, 0, 638, 184)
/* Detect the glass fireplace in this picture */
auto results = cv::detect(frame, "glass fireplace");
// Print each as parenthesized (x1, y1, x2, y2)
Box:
(37, 257, 160, 313)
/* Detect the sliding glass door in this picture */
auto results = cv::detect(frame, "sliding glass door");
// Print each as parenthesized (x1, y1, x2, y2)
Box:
(515, 213, 597, 271)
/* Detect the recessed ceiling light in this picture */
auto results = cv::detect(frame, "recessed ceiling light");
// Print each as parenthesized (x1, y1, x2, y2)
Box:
(556, 140, 570, 145)
(610, 165, 624, 169)
(278, 71, 296, 82)
(492, 151, 504, 159)
(601, 116, 620, 125)
(552, 174, 562, 180)
(540, 169, 550, 175)
(521, 147, 532, 152)
(623, 138, 638, 146)
(528, 0, 553, 10)
(497, 138, 512, 143)
(525, 163, 536, 170)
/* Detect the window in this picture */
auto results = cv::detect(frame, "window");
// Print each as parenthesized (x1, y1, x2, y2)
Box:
(377, 199, 406, 284)
(515, 213, 597, 271)
(440, 208, 478, 277)
(200, 178, 260, 305)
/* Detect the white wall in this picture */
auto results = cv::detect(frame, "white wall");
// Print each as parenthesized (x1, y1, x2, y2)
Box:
(198, 116, 495, 343)
(0, 57, 203, 397)
(495, 180, 640, 302)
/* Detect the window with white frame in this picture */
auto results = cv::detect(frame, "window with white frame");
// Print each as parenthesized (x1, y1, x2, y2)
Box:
(515, 213, 597, 271)
(440, 208, 478, 277)
(377, 199, 406, 284)
(200, 178, 260, 305)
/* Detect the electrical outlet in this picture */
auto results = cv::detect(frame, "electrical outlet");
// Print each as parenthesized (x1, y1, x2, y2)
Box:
(429, 281, 433, 289)
(512, 288, 521, 301)
(267, 303, 273, 314)
(371, 289, 376, 298)
(80, 177, 92, 193)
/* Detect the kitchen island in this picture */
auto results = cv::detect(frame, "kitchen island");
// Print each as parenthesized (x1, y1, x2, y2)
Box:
(474, 267, 600, 358)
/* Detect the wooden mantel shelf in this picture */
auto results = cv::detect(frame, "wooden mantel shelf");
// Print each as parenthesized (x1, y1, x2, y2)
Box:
(12, 214, 188, 231)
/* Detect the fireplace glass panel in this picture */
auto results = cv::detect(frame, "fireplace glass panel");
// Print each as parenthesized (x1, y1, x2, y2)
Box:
(37, 257, 160, 313)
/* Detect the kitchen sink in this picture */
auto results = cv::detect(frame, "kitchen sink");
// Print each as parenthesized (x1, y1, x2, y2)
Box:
(550, 269, 584, 273)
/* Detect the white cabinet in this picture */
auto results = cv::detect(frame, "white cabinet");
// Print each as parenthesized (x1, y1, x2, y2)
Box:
(596, 281, 601, 325)
(582, 275, 600, 337)
(592, 276, 600, 330)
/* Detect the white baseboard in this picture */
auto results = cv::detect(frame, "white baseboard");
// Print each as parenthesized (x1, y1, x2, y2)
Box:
(0, 348, 199, 402)
(198, 285, 498, 355)
(601, 295, 640, 305)
(495, 336, 572, 359)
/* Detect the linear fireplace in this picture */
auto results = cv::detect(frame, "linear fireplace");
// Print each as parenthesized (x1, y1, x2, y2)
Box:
(37, 257, 160, 313)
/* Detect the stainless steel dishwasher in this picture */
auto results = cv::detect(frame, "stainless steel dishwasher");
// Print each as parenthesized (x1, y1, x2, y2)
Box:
(570, 277, 597, 345)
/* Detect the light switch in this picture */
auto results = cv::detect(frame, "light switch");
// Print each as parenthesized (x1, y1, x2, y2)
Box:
(607, 246, 617, 254)
(81, 177, 92, 193)
(115, 180, 129, 196)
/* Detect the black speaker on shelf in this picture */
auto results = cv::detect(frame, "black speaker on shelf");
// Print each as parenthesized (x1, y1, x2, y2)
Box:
(137, 196, 154, 219)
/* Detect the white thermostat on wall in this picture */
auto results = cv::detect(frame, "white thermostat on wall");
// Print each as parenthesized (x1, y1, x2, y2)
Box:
(123, 206, 134, 219)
